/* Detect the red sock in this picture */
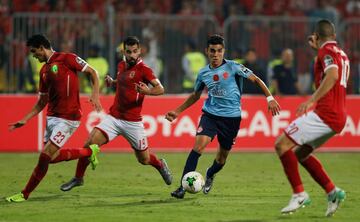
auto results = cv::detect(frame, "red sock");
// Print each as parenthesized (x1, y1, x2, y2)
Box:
(300, 155, 335, 193)
(149, 153, 163, 170)
(22, 153, 51, 199)
(280, 149, 304, 193)
(75, 157, 90, 178)
(50, 148, 92, 163)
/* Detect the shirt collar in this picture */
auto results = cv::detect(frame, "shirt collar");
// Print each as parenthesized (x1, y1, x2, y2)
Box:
(320, 41, 337, 49)
(46, 51, 56, 63)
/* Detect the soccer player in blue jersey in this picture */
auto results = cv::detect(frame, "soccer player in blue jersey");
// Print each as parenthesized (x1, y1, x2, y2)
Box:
(166, 34, 281, 199)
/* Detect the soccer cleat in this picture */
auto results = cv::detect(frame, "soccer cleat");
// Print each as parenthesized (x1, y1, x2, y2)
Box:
(281, 192, 311, 214)
(89, 144, 100, 170)
(158, 159, 172, 185)
(60, 177, 84, 192)
(325, 188, 346, 217)
(171, 186, 186, 199)
(203, 168, 215, 194)
(5, 192, 26, 203)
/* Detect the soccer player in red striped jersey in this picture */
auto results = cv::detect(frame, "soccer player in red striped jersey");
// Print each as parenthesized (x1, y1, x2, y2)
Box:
(275, 20, 347, 217)
(6, 34, 102, 202)
(60, 36, 172, 192)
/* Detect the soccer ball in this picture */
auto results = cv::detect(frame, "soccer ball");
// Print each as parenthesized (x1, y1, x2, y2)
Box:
(181, 171, 205, 194)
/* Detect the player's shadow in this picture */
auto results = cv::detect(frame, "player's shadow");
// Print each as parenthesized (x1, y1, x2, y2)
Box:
(80, 197, 196, 208)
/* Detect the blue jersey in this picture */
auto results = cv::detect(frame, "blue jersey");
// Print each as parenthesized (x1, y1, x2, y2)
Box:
(194, 59, 253, 117)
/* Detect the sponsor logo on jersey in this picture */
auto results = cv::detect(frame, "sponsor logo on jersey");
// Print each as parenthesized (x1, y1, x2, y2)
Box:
(76, 56, 87, 67)
(210, 85, 226, 97)
(324, 55, 334, 67)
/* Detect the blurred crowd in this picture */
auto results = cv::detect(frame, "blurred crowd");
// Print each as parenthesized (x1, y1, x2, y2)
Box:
(1, 0, 360, 94)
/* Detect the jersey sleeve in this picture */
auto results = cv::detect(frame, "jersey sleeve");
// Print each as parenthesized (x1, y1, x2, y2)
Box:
(233, 61, 253, 78)
(142, 65, 157, 83)
(39, 66, 48, 94)
(64, 53, 88, 72)
(319, 49, 339, 73)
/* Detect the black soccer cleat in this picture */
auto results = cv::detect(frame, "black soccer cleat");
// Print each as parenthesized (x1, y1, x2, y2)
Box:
(171, 186, 186, 199)
(203, 169, 215, 194)
(60, 177, 84, 192)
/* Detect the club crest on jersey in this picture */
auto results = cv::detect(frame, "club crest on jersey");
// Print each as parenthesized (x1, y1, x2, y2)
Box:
(129, 71, 135, 78)
(324, 55, 334, 67)
(197, 126, 203, 133)
(51, 64, 58, 74)
(223, 72, 229, 79)
(213, 74, 219, 81)
(76, 56, 87, 67)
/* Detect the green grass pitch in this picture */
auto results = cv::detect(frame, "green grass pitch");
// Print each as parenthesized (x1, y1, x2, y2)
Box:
(0, 152, 359, 222)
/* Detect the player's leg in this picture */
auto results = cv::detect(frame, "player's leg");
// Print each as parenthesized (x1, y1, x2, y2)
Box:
(134, 148, 172, 185)
(171, 135, 212, 198)
(121, 119, 173, 185)
(6, 116, 79, 202)
(203, 147, 229, 194)
(204, 116, 241, 194)
(171, 114, 217, 198)
(294, 132, 345, 216)
(297, 149, 345, 217)
(6, 141, 58, 202)
(275, 133, 310, 214)
(60, 128, 107, 192)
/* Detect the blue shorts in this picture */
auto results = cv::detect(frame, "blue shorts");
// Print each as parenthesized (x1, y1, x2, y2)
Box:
(196, 111, 241, 150)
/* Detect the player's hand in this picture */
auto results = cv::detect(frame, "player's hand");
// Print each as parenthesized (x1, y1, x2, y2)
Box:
(135, 81, 150, 95)
(296, 100, 314, 116)
(8, 120, 26, 131)
(165, 111, 179, 122)
(105, 75, 114, 87)
(89, 94, 103, 112)
(307, 35, 318, 50)
(268, 100, 281, 116)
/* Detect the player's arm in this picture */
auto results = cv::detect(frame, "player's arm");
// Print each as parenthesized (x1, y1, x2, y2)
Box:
(135, 79, 164, 96)
(296, 67, 338, 116)
(9, 94, 48, 131)
(165, 91, 202, 122)
(83, 66, 102, 112)
(248, 73, 281, 116)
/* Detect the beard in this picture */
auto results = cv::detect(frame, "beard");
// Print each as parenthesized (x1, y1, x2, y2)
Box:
(126, 57, 137, 67)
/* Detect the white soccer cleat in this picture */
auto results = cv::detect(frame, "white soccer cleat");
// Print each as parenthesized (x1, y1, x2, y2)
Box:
(325, 188, 346, 217)
(281, 192, 311, 214)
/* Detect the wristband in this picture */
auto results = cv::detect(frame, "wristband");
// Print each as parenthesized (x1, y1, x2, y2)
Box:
(266, 96, 274, 103)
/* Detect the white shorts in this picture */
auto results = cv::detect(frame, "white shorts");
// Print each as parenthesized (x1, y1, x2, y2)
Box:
(284, 111, 336, 149)
(96, 114, 148, 150)
(44, 116, 80, 148)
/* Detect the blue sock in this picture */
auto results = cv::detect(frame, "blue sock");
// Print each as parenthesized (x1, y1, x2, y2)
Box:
(207, 160, 224, 178)
(181, 150, 201, 186)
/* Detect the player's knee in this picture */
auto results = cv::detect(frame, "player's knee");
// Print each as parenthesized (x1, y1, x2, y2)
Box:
(274, 137, 287, 155)
(193, 146, 205, 154)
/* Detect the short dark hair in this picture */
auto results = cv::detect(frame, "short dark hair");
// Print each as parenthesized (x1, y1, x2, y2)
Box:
(207, 34, 225, 47)
(123, 36, 140, 48)
(315, 19, 335, 39)
(26, 34, 51, 49)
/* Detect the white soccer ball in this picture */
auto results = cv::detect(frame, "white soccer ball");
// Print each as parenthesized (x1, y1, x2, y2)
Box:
(181, 171, 205, 194)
